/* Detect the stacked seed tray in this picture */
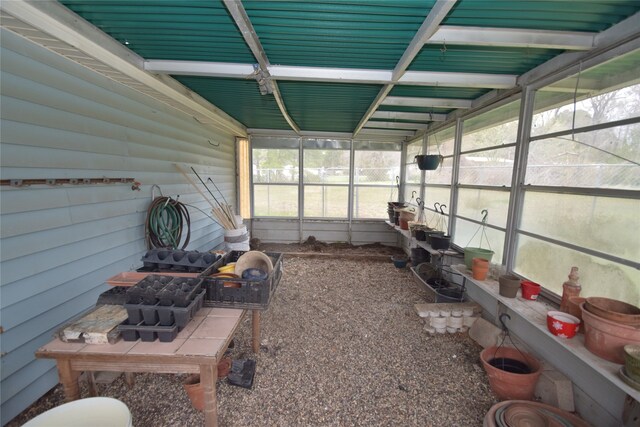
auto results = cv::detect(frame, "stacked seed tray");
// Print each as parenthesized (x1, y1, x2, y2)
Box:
(201, 251, 284, 310)
(137, 249, 220, 273)
(118, 275, 205, 342)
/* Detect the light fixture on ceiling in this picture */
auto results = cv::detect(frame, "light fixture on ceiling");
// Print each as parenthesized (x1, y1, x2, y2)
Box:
(253, 64, 273, 95)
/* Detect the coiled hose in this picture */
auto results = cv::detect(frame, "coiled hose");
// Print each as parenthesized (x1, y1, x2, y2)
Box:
(145, 196, 191, 249)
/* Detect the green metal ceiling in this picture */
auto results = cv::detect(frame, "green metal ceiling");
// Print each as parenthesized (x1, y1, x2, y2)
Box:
(173, 76, 291, 130)
(278, 81, 382, 132)
(445, 0, 639, 31)
(57, 0, 640, 136)
(243, 0, 435, 69)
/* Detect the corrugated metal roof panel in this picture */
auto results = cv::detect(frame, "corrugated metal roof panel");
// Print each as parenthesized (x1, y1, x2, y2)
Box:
(389, 86, 489, 99)
(59, 0, 255, 63)
(243, 0, 435, 69)
(173, 76, 291, 130)
(278, 81, 382, 132)
(445, 1, 640, 31)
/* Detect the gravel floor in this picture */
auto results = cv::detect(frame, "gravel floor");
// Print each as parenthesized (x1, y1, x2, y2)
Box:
(9, 254, 497, 426)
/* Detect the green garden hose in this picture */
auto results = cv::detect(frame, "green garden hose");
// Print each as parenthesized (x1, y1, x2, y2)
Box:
(145, 196, 191, 249)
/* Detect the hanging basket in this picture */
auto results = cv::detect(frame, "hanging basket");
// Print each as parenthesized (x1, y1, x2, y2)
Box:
(415, 154, 443, 171)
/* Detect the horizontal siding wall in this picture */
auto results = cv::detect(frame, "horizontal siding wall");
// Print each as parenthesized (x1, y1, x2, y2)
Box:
(251, 219, 398, 246)
(0, 29, 238, 424)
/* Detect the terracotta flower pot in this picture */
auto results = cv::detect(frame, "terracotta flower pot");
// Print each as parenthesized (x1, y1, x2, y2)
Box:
(472, 265, 489, 280)
(581, 302, 640, 364)
(480, 346, 542, 401)
(183, 374, 204, 412)
(498, 274, 521, 298)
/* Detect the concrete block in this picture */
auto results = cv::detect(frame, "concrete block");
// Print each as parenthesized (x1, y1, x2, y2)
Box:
(468, 317, 502, 348)
(535, 369, 575, 412)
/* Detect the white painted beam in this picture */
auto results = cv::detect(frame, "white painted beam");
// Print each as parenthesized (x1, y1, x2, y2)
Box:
(372, 111, 447, 122)
(429, 26, 595, 50)
(144, 60, 516, 89)
(400, 70, 515, 88)
(0, 1, 247, 137)
(145, 60, 256, 78)
(382, 96, 472, 109)
(358, 129, 416, 137)
(364, 121, 428, 130)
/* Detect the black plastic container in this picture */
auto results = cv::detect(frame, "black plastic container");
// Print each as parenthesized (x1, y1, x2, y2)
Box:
(415, 229, 427, 241)
(228, 359, 256, 389)
(158, 278, 204, 307)
(118, 320, 179, 342)
(125, 275, 173, 304)
(436, 287, 466, 303)
(430, 234, 451, 250)
(124, 289, 205, 328)
(201, 251, 284, 310)
(411, 247, 429, 266)
(140, 249, 219, 273)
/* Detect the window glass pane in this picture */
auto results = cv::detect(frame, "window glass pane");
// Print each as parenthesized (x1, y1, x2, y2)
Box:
(252, 149, 299, 183)
(406, 140, 423, 159)
(526, 123, 640, 189)
(462, 100, 520, 152)
(304, 150, 350, 184)
(514, 234, 640, 306)
(353, 186, 397, 219)
(521, 191, 640, 262)
(423, 187, 451, 228)
(354, 151, 401, 185)
(404, 184, 421, 205)
(457, 188, 510, 228)
(453, 218, 504, 263)
(428, 127, 455, 156)
(531, 49, 640, 137)
(253, 185, 298, 217)
(424, 157, 453, 185)
(458, 147, 515, 186)
(304, 185, 348, 218)
(406, 164, 422, 184)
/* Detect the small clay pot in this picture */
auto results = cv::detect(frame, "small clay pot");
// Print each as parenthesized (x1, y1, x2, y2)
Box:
(499, 274, 521, 298)
(472, 266, 489, 281)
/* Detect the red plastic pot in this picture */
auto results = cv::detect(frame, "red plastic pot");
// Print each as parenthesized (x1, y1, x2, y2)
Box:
(521, 281, 541, 300)
(547, 311, 580, 338)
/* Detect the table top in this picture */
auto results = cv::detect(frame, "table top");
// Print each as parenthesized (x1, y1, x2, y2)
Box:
(37, 308, 245, 364)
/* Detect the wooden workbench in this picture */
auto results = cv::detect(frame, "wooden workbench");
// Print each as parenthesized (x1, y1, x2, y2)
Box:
(36, 307, 254, 427)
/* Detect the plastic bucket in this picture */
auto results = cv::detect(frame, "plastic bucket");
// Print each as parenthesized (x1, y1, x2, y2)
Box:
(521, 280, 541, 300)
(23, 397, 132, 427)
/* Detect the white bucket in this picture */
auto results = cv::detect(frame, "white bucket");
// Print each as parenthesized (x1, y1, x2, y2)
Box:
(224, 225, 247, 238)
(23, 397, 132, 427)
(227, 240, 250, 251)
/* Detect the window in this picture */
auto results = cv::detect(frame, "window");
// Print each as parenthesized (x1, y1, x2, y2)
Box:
(353, 145, 401, 219)
(452, 100, 521, 262)
(424, 127, 455, 229)
(303, 142, 350, 218)
(515, 49, 640, 305)
(252, 138, 299, 217)
(404, 138, 422, 204)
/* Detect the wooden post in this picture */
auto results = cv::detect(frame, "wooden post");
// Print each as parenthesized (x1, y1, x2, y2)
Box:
(252, 310, 261, 353)
(200, 364, 218, 427)
(86, 372, 98, 397)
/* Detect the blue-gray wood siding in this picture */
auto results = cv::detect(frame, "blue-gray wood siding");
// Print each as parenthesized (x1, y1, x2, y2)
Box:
(0, 29, 237, 424)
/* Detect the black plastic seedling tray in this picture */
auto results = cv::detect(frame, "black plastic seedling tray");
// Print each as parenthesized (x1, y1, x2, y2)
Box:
(140, 249, 219, 273)
(125, 275, 173, 304)
(118, 320, 179, 342)
(158, 278, 204, 307)
(124, 289, 205, 329)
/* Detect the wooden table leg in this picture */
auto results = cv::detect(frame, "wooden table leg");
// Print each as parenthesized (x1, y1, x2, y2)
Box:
(200, 363, 218, 427)
(86, 372, 98, 397)
(252, 310, 261, 353)
(56, 359, 80, 402)
(124, 372, 135, 388)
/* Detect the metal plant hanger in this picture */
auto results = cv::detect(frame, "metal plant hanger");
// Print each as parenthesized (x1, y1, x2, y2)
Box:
(465, 209, 493, 251)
